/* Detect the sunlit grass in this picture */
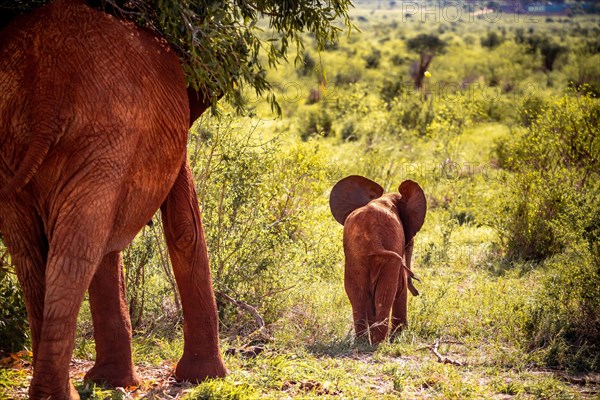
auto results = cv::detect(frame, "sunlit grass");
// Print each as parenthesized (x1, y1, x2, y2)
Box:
(0, 368, 28, 399)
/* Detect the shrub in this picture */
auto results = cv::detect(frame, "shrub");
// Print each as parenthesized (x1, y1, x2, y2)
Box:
(389, 54, 408, 66)
(298, 108, 334, 140)
(297, 52, 316, 77)
(122, 225, 183, 336)
(379, 78, 406, 106)
(334, 65, 362, 85)
(190, 115, 337, 334)
(386, 95, 435, 136)
(493, 93, 600, 369)
(481, 31, 503, 49)
(518, 95, 546, 127)
(364, 49, 382, 69)
(0, 248, 29, 354)
(565, 56, 600, 97)
(340, 119, 358, 141)
(526, 242, 600, 371)
(497, 92, 599, 262)
(426, 93, 482, 160)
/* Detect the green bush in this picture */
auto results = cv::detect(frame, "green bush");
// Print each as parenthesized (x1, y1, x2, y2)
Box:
(298, 108, 334, 140)
(518, 95, 546, 127)
(340, 119, 358, 141)
(297, 52, 316, 77)
(565, 55, 600, 97)
(480, 31, 503, 49)
(494, 92, 600, 369)
(363, 48, 381, 69)
(190, 115, 337, 333)
(386, 95, 434, 136)
(334, 65, 362, 85)
(0, 248, 29, 354)
(526, 243, 600, 371)
(496, 92, 599, 262)
(122, 225, 182, 337)
(379, 78, 406, 106)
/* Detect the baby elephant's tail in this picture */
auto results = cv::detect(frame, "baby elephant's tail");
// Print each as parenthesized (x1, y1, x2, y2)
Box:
(370, 249, 420, 296)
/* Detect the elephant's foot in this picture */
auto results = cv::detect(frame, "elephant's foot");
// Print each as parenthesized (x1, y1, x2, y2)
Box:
(390, 319, 407, 341)
(369, 322, 389, 344)
(84, 363, 141, 388)
(370, 329, 388, 344)
(29, 379, 80, 400)
(175, 352, 227, 382)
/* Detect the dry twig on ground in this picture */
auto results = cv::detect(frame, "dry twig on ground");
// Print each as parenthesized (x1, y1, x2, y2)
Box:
(425, 338, 465, 366)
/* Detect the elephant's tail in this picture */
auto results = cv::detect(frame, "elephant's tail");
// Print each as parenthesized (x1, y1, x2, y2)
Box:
(370, 250, 420, 296)
(0, 133, 54, 201)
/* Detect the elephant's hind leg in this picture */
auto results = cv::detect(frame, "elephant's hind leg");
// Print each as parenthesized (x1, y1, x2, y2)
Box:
(368, 254, 401, 344)
(31, 245, 99, 400)
(85, 251, 140, 387)
(390, 270, 408, 338)
(30, 198, 119, 399)
(160, 160, 227, 381)
(344, 263, 376, 342)
(391, 240, 414, 338)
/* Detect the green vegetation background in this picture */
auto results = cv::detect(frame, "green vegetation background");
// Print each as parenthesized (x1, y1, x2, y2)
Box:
(1, 4, 599, 399)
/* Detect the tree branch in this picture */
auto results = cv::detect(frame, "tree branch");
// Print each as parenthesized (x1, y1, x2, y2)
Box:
(426, 338, 465, 366)
(217, 291, 265, 330)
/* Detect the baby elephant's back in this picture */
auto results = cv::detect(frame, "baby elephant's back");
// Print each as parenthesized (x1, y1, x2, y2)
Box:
(343, 195, 406, 259)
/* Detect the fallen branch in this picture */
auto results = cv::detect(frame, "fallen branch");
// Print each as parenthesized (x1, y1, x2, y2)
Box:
(217, 291, 265, 330)
(427, 338, 465, 366)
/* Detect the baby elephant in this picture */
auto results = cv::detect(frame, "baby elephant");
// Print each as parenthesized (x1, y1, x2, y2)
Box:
(330, 175, 426, 343)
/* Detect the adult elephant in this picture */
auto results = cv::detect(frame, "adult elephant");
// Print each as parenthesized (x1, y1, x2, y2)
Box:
(0, 0, 226, 398)
(330, 176, 426, 344)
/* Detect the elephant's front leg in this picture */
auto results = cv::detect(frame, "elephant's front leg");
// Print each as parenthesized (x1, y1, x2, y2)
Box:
(85, 251, 140, 387)
(160, 160, 227, 381)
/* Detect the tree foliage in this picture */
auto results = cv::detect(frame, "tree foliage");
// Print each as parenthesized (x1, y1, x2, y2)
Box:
(0, 0, 353, 113)
(406, 34, 447, 89)
(406, 33, 447, 57)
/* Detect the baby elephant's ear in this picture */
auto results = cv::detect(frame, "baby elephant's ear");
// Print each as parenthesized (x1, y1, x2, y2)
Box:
(397, 180, 427, 243)
(330, 175, 384, 225)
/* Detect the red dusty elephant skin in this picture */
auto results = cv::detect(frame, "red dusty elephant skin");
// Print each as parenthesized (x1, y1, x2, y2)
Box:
(0, 1, 226, 398)
(330, 175, 427, 344)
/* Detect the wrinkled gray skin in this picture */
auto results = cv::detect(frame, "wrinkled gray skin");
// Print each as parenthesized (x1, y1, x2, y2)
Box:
(0, 1, 226, 399)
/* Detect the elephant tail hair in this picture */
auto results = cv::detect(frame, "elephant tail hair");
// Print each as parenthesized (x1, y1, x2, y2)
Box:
(0, 133, 53, 201)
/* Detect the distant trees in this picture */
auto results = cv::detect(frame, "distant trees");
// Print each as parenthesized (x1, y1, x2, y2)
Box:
(406, 33, 447, 88)
(539, 40, 568, 71)
(480, 30, 503, 49)
(515, 29, 568, 72)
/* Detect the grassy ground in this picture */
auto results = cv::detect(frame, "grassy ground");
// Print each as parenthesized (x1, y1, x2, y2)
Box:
(2, 337, 598, 399)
